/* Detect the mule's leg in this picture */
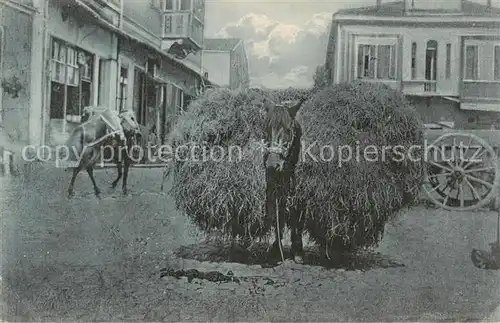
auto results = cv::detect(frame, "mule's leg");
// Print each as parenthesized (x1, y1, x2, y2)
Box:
(272, 194, 286, 260)
(267, 171, 285, 261)
(160, 163, 171, 192)
(68, 167, 82, 198)
(86, 167, 101, 197)
(122, 157, 130, 195)
(111, 161, 122, 188)
(289, 175, 304, 264)
(290, 209, 305, 264)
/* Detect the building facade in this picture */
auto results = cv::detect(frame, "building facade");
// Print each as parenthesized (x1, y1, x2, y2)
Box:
(325, 0, 500, 129)
(202, 38, 250, 90)
(0, 0, 210, 160)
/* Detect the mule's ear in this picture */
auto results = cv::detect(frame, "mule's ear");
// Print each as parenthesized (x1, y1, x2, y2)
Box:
(287, 98, 306, 119)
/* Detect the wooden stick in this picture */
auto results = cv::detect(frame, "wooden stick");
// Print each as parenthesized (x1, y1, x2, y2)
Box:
(497, 207, 500, 248)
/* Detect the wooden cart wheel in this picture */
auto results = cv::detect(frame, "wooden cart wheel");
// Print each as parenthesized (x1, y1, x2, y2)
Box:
(423, 132, 500, 211)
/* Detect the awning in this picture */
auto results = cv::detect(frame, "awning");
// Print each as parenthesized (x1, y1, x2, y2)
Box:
(72, 0, 211, 87)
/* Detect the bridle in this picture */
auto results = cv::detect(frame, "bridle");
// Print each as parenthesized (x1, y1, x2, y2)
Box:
(266, 103, 298, 161)
(268, 122, 296, 161)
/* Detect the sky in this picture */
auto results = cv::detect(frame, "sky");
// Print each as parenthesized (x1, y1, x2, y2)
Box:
(203, 0, 500, 89)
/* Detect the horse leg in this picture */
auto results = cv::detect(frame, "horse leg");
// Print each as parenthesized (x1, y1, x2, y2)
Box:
(86, 167, 101, 197)
(67, 167, 82, 198)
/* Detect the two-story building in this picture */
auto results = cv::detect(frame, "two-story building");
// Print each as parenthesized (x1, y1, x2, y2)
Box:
(1, 0, 210, 160)
(326, 0, 500, 129)
(202, 38, 250, 90)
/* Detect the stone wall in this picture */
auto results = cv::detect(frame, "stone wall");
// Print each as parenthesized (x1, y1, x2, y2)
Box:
(0, 4, 33, 149)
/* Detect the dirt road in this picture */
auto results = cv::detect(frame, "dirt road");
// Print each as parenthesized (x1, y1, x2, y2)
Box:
(1, 163, 499, 321)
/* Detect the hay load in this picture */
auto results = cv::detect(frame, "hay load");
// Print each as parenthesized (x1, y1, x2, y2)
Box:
(294, 81, 424, 252)
(169, 88, 275, 241)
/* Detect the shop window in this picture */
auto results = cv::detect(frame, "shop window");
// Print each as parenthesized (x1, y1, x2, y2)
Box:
(49, 37, 94, 123)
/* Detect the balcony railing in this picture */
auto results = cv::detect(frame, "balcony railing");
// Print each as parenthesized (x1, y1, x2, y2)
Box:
(163, 11, 203, 50)
(461, 81, 500, 100)
(403, 80, 438, 95)
(424, 80, 437, 92)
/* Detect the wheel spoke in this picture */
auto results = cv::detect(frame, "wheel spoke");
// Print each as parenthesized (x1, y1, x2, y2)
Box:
(465, 174, 494, 189)
(428, 161, 453, 172)
(427, 172, 453, 178)
(463, 147, 487, 170)
(464, 166, 496, 173)
(464, 177, 482, 201)
(459, 182, 465, 208)
(459, 136, 474, 167)
(453, 137, 459, 167)
(443, 186, 451, 206)
(428, 180, 448, 194)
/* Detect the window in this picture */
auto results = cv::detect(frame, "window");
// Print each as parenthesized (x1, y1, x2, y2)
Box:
(0, 26, 4, 123)
(411, 42, 417, 80)
(117, 66, 128, 112)
(49, 38, 94, 122)
(357, 44, 396, 80)
(425, 40, 437, 81)
(445, 43, 451, 79)
(465, 45, 479, 80)
(175, 87, 184, 112)
(494, 46, 500, 81)
(193, 0, 204, 22)
(377, 45, 395, 80)
(163, 0, 190, 11)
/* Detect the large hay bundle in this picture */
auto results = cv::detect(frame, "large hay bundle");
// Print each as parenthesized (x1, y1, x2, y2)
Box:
(295, 81, 424, 251)
(169, 88, 275, 240)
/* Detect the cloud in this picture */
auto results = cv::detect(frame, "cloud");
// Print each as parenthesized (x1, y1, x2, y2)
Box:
(250, 65, 311, 89)
(217, 12, 331, 89)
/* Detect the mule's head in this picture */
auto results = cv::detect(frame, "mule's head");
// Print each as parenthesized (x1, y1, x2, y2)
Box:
(264, 98, 305, 171)
(119, 110, 141, 137)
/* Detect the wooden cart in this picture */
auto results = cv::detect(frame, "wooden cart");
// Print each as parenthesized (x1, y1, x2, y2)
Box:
(423, 129, 500, 269)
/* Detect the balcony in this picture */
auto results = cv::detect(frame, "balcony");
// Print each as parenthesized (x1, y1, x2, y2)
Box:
(162, 11, 203, 51)
(77, 0, 120, 26)
(460, 80, 500, 111)
(403, 80, 438, 95)
(461, 81, 500, 100)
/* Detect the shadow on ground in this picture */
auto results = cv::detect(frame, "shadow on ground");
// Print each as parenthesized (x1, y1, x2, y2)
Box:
(175, 241, 405, 270)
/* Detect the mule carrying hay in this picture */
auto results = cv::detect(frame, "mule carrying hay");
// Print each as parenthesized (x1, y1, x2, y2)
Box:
(169, 88, 274, 240)
(295, 80, 425, 252)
